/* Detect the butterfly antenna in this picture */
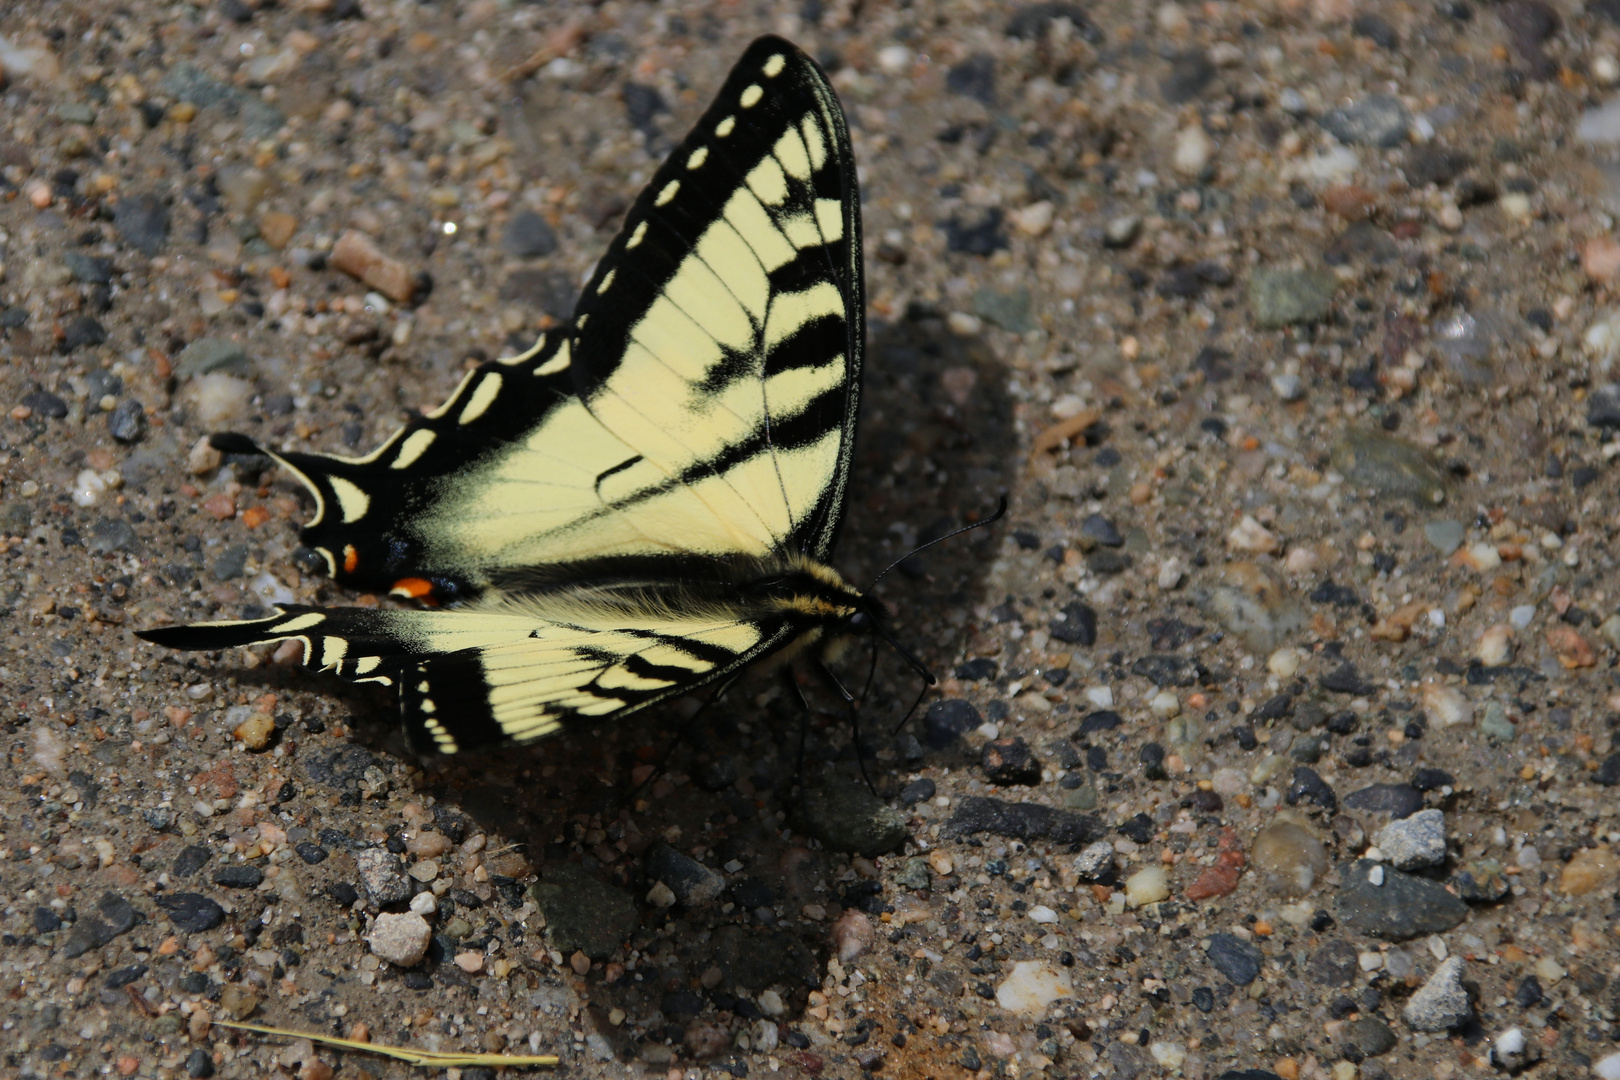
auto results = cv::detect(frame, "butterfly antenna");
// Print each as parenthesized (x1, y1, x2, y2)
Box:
(868, 495, 1009, 588)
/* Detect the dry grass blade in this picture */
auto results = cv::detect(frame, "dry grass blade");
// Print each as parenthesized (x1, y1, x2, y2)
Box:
(1029, 407, 1102, 459)
(499, 22, 589, 83)
(212, 1020, 560, 1069)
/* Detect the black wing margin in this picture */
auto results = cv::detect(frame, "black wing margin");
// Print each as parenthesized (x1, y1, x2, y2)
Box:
(568, 35, 865, 563)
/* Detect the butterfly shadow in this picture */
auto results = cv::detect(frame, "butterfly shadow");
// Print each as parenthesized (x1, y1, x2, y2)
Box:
(352, 308, 1021, 1058)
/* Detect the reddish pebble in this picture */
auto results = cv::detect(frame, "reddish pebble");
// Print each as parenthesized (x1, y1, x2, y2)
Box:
(117, 1057, 139, 1077)
(1584, 236, 1620, 282)
(241, 505, 271, 529)
(1546, 625, 1598, 668)
(202, 492, 236, 520)
(1185, 827, 1246, 901)
(1322, 184, 1378, 219)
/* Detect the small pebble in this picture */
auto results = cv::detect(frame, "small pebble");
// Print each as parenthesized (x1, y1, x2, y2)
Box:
(1124, 866, 1169, 907)
(995, 961, 1073, 1017)
(1403, 957, 1471, 1031)
(366, 912, 432, 967)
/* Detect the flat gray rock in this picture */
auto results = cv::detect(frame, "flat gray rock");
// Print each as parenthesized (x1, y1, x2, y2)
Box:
(1334, 859, 1469, 941)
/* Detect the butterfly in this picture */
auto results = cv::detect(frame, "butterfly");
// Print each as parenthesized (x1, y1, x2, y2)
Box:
(138, 36, 908, 756)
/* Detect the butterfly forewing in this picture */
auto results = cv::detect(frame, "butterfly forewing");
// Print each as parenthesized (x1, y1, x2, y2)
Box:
(137, 37, 866, 755)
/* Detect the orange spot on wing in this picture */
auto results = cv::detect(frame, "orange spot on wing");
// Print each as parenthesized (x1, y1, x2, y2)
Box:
(390, 577, 435, 600)
(343, 544, 359, 573)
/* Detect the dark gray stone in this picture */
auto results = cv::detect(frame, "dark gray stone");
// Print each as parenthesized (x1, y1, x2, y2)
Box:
(355, 848, 412, 906)
(942, 795, 1104, 845)
(981, 736, 1041, 785)
(212, 544, 249, 581)
(61, 315, 108, 353)
(899, 777, 935, 807)
(1344, 783, 1423, 818)
(1205, 932, 1263, 985)
(1589, 385, 1620, 429)
(798, 780, 909, 856)
(213, 865, 265, 889)
(1080, 513, 1123, 547)
(88, 518, 139, 554)
(173, 844, 211, 877)
(528, 863, 637, 960)
(1320, 95, 1412, 147)
(1049, 600, 1097, 645)
(1343, 1016, 1397, 1057)
(65, 252, 115, 284)
(1335, 859, 1469, 940)
(1162, 50, 1215, 103)
(115, 193, 170, 255)
(922, 699, 980, 748)
(158, 892, 224, 933)
(1308, 938, 1359, 987)
(21, 390, 67, 418)
(945, 53, 996, 104)
(501, 210, 557, 258)
(1285, 767, 1337, 812)
(108, 399, 146, 443)
(644, 843, 725, 907)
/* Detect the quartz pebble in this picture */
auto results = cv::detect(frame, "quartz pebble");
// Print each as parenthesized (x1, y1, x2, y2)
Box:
(1251, 819, 1328, 897)
(1124, 866, 1169, 907)
(366, 912, 432, 967)
(995, 961, 1073, 1017)
(1421, 685, 1470, 728)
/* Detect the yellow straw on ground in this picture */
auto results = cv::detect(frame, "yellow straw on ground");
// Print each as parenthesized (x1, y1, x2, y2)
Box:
(212, 1019, 561, 1068)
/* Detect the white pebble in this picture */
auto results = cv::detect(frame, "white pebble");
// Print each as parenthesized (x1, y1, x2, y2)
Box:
(1156, 557, 1184, 590)
(1149, 690, 1180, 718)
(1124, 866, 1169, 907)
(1596, 55, 1620, 86)
(1173, 125, 1214, 176)
(1368, 864, 1385, 886)
(409, 891, 437, 917)
(1027, 905, 1059, 924)
(1509, 604, 1536, 630)
(1593, 1050, 1620, 1080)
(72, 468, 107, 508)
(1085, 685, 1113, 708)
(946, 311, 982, 336)
(995, 961, 1074, 1017)
(1495, 1028, 1526, 1057)
(877, 45, 911, 74)
(1421, 685, 1471, 728)
(1150, 1042, 1187, 1069)
(367, 912, 433, 967)
(1267, 647, 1304, 678)
(1271, 372, 1304, 402)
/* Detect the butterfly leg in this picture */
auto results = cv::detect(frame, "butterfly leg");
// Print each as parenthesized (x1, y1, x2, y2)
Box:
(816, 659, 876, 795)
(783, 667, 814, 793)
(633, 674, 741, 800)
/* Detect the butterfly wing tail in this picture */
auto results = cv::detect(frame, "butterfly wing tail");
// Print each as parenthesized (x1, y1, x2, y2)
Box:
(136, 606, 409, 686)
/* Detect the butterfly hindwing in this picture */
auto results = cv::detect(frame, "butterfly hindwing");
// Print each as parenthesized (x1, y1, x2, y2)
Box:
(141, 599, 795, 754)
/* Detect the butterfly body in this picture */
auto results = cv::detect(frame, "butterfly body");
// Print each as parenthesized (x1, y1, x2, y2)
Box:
(139, 37, 877, 756)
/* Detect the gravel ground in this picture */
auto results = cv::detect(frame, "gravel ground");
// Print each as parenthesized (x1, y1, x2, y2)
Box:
(4, 1, 1620, 1079)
